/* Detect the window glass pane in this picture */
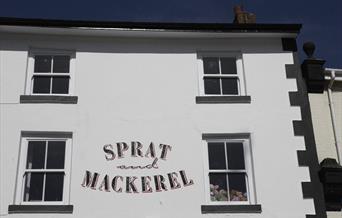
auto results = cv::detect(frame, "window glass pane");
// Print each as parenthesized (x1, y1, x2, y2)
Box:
(209, 173, 228, 201)
(52, 76, 69, 94)
(34, 56, 52, 73)
(44, 173, 64, 201)
(227, 142, 245, 169)
(204, 78, 221, 94)
(203, 57, 219, 74)
(222, 78, 238, 95)
(229, 173, 248, 201)
(208, 142, 226, 169)
(23, 173, 44, 201)
(33, 76, 51, 94)
(26, 141, 46, 169)
(221, 58, 237, 74)
(47, 141, 66, 169)
(53, 56, 70, 73)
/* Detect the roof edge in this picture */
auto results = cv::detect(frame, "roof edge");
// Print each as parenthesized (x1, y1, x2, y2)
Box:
(0, 17, 302, 34)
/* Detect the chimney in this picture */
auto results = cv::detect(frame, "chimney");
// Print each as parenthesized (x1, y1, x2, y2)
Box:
(233, 5, 256, 24)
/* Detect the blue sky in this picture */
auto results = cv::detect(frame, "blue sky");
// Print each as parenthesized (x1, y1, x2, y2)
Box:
(1, 0, 341, 67)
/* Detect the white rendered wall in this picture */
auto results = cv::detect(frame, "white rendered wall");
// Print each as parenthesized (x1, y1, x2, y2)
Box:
(309, 92, 338, 162)
(1, 33, 313, 218)
(327, 211, 342, 218)
(309, 84, 342, 163)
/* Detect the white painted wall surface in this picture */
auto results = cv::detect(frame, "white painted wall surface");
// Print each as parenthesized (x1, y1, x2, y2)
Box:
(1, 33, 314, 218)
(327, 211, 342, 218)
(309, 91, 339, 162)
(309, 84, 342, 163)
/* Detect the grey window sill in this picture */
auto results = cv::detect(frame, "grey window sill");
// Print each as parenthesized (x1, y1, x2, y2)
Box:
(8, 205, 73, 214)
(20, 95, 78, 104)
(196, 96, 251, 104)
(201, 204, 262, 214)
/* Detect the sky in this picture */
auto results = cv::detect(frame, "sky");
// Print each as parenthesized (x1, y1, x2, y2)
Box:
(1, 0, 341, 68)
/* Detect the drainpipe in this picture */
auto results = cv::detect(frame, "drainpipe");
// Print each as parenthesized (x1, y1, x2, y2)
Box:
(326, 69, 342, 164)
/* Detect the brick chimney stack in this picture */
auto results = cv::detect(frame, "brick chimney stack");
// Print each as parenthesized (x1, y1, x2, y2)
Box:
(233, 5, 256, 24)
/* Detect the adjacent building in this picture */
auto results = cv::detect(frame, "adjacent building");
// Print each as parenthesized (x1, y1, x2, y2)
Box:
(305, 63, 342, 217)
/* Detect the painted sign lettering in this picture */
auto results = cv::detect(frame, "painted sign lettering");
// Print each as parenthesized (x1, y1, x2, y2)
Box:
(81, 141, 194, 194)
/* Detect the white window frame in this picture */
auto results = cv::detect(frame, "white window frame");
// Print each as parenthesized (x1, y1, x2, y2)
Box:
(202, 136, 256, 205)
(197, 52, 246, 96)
(14, 133, 72, 205)
(25, 49, 76, 96)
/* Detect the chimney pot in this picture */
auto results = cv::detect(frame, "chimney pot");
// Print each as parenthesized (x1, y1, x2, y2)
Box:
(233, 5, 256, 24)
(234, 5, 243, 14)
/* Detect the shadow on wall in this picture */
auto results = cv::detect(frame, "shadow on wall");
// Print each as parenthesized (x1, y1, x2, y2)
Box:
(1, 34, 291, 54)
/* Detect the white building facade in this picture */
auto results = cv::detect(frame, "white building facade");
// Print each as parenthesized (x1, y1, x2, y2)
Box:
(0, 18, 327, 218)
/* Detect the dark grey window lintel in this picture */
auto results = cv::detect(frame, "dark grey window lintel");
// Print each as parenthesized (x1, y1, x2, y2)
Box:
(202, 133, 250, 140)
(21, 131, 72, 138)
